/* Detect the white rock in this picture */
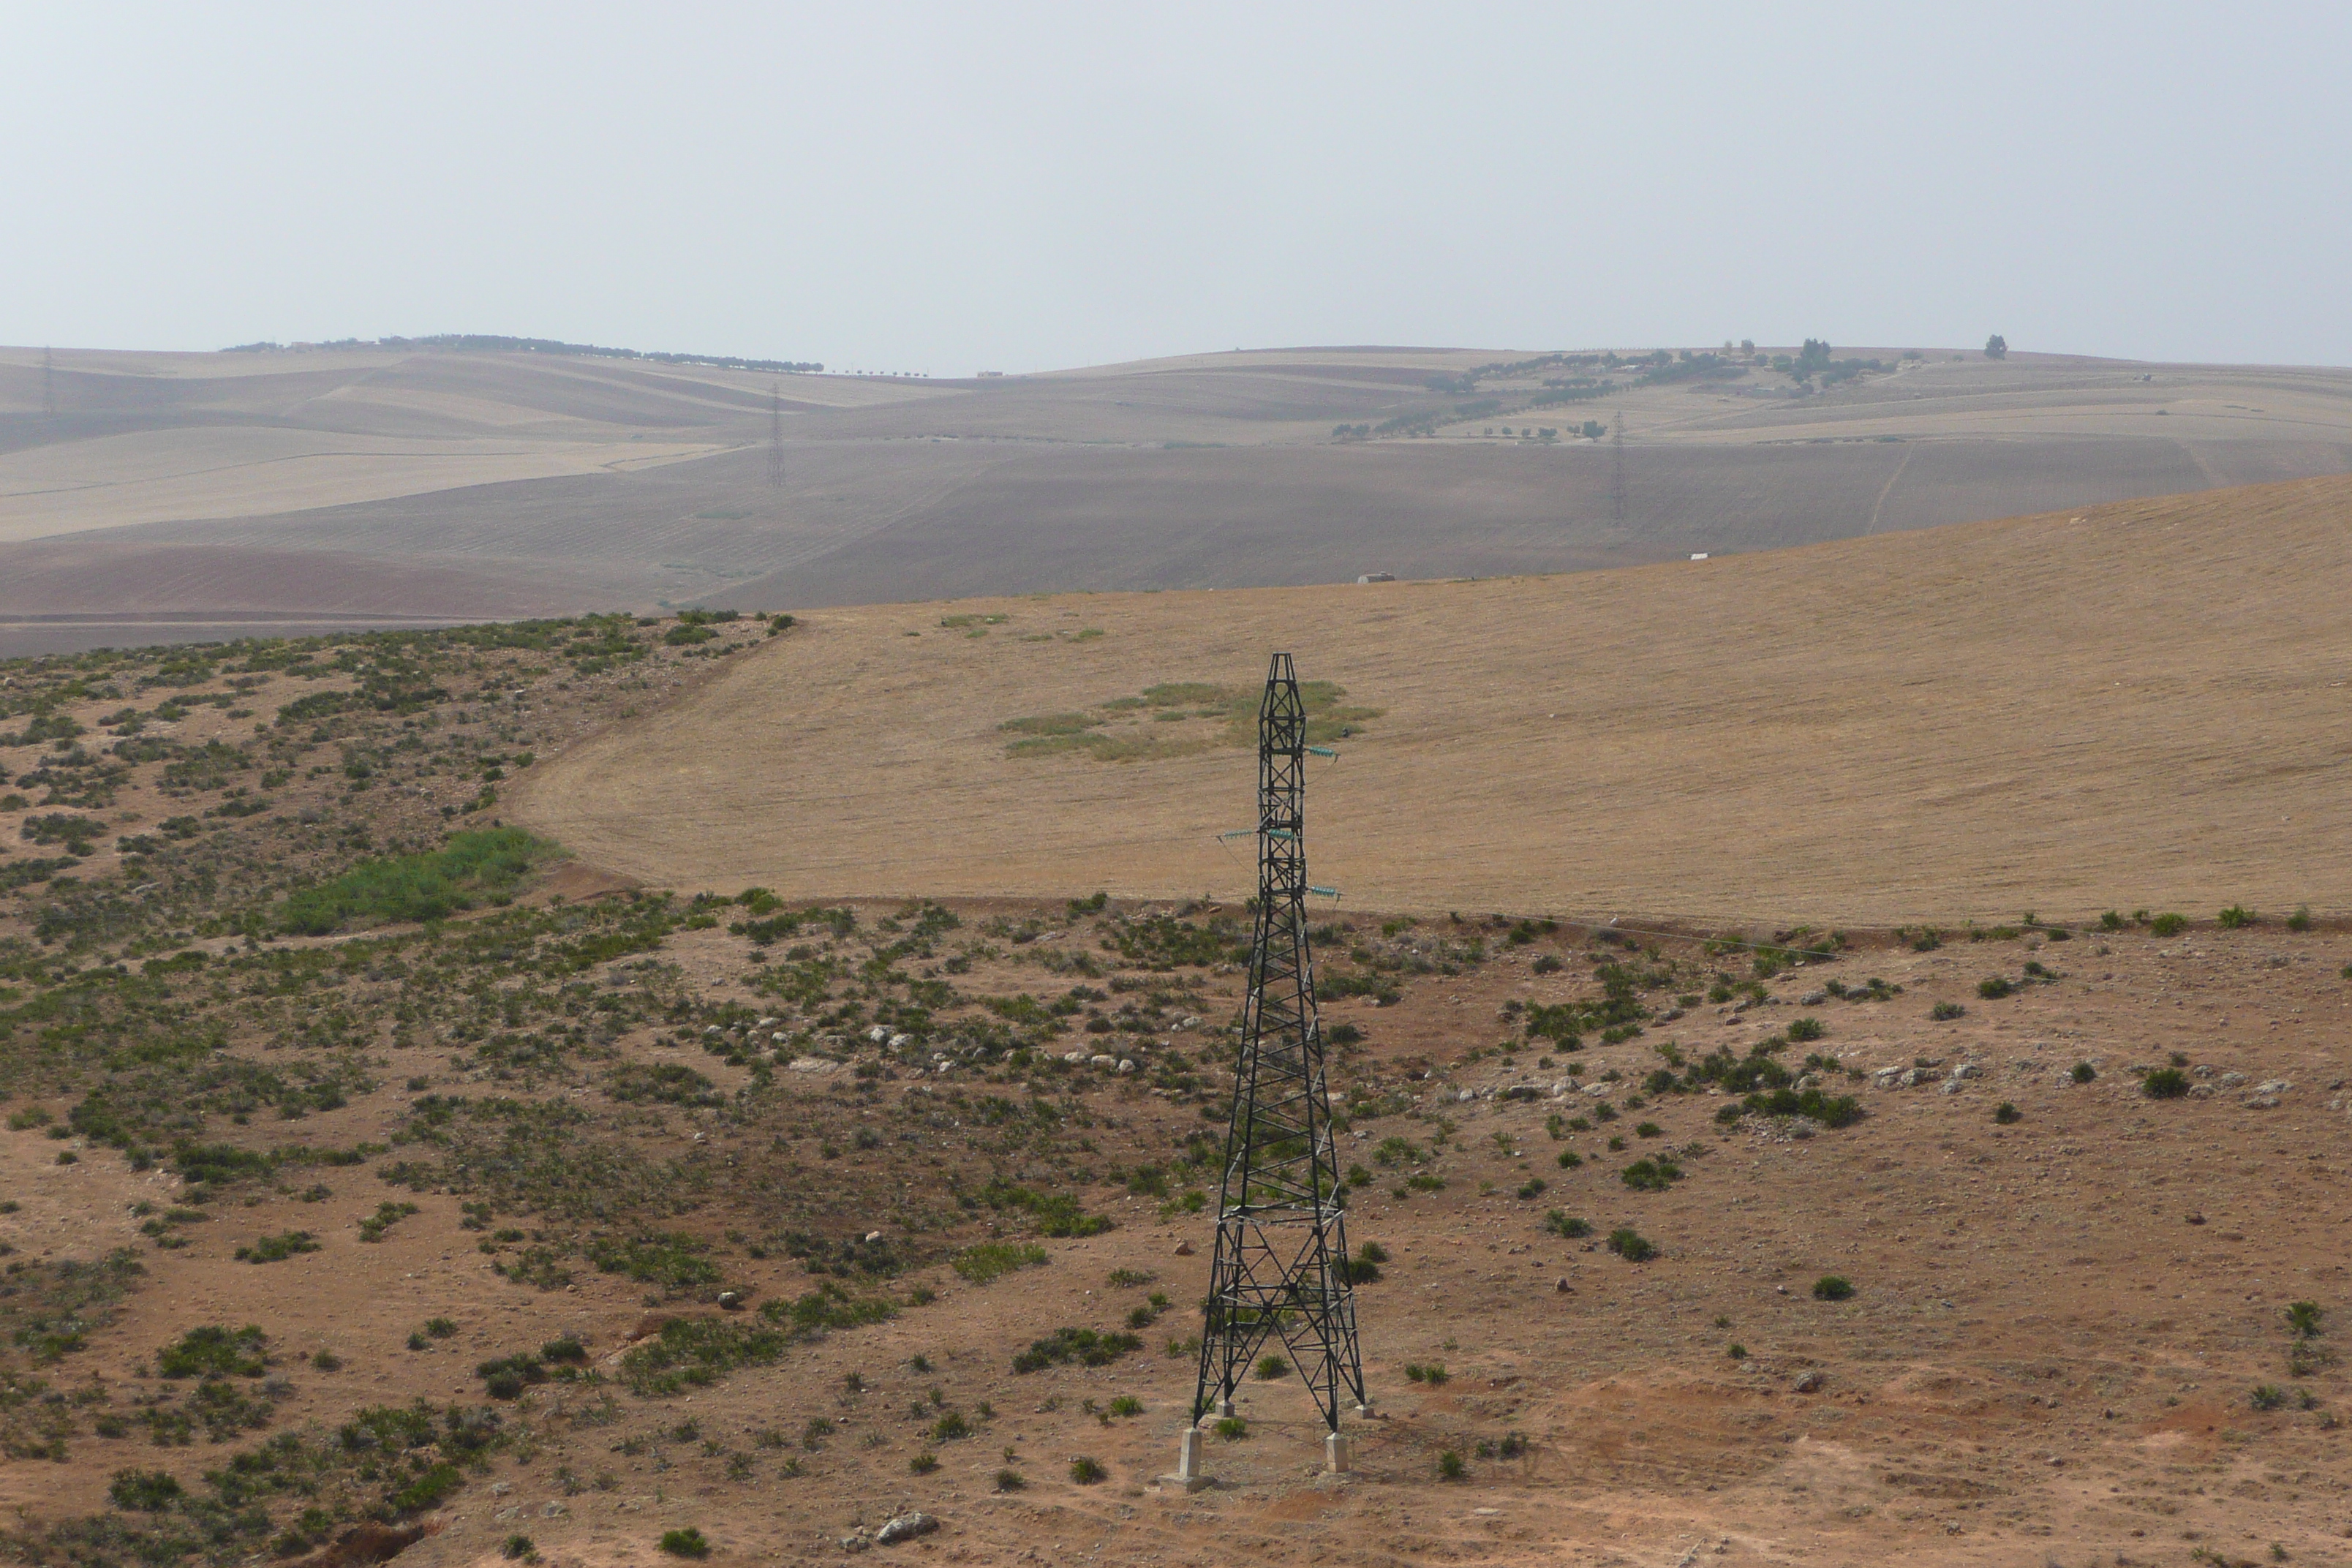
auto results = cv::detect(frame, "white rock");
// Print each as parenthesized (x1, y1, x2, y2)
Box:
(867, 1025, 891, 1044)
(1117, 1059, 1137, 1074)
(1090, 1054, 1117, 1068)
(785, 1056, 835, 1074)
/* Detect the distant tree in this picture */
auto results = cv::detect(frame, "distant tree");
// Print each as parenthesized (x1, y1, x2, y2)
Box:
(1984, 334, 2008, 359)
(1796, 339, 1832, 374)
(1739, 339, 1755, 355)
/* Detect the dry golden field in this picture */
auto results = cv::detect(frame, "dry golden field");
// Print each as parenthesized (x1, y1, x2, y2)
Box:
(516, 476, 2352, 927)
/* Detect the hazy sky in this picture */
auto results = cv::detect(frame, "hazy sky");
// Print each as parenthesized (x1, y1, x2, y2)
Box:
(6, 3, 2346, 374)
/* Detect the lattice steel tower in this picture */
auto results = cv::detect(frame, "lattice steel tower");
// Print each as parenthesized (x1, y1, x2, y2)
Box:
(766, 382, 786, 489)
(1184, 653, 1366, 1480)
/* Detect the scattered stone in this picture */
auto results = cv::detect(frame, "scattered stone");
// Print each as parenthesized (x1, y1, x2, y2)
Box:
(1555, 1277, 1572, 1293)
(2192, 1063, 2217, 1078)
(1117, 1059, 1137, 1074)
(875, 1513, 938, 1545)
(1090, 1054, 1117, 1069)
(1175, 1241, 1195, 1256)
(1800, 991, 1828, 1006)
(1793, 1371, 1823, 1393)
(785, 1056, 835, 1074)
(2187, 1212, 2206, 1226)
(1948, 1062, 1982, 1081)
(2218, 1071, 2248, 1088)
(717, 1291, 744, 1311)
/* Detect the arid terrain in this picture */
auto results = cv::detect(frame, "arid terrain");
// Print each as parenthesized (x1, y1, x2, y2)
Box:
(4, 342, 2349, 654)
(515, 473, 2352, 929)
(3, 480, 2351, 1567)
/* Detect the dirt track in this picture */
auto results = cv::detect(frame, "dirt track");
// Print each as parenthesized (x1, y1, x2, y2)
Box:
(514, 474, 2352, 927)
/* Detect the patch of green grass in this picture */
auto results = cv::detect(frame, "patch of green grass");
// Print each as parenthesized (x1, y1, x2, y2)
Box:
(1929, 1001, 1966, 1022)
(277, 826, 554, 934)
(358, 1201, 421, 1243)
(2143, 1068, 2191, 1100)
(2149, 912, 2187, 937)
(952, 1242, 1049, 1285)
(2217, 905, 2254, 930)
(1069, 1455, 1107, 1483)
(1812, 1275, 1855, 1301)
(657, 1528, 711, 1558)
(1544, 1212, 1591, 1239)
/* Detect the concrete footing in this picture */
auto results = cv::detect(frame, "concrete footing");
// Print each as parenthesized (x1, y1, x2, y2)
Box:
(1326, 1432, 1352, 1474)
(1172, 1427, 1209, 1492)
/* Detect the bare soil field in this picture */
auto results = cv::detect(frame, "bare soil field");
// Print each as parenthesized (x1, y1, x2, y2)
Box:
(515, 474, 2352, 930)
(2, 342, 2347, 652)
(4, 604, 2351, 1567)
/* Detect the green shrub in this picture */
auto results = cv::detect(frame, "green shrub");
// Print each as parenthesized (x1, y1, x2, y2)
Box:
(2217, 905, 2253, 930)
(1620, 1157, 1682, 1191)
(952, 1242, 1049, 1285)
(2071, 1062, 2097, 1084)
(1403, 1362, 1448, 1384)
(1993, 1102, 2021, 1125)
(1556, 1148, 1582, 1169)
(2143, 1068, 2191, 1099)
(2287, 1301, 2325, 1339)
(1607, 1229, 1656, 1262)
(2100, 911, 2126, 931)
(1107, 1395, 1143, 1417)
(278, 827, 552, 934)
(1070, 1455, 1107, 1484)
(1544, 1212, 1591, 1239)
(1011, 1327, 1142, 1374)
(1515, 1178, 1547, 1199)
(657, 1529, 711, 1558)
(908, 1450, 939, 1474)
(1812, 1275, 1854, 1301)
(1976, 977, 2014, 1000)
(1929, 1001, 1965, 1022)
(1211, 1416, 1248, 1442)
(2250, 1384, 2287, 1411)
(2288, 906, 2313, 932)
(502, 1536, 538, 1562)
(1255, 1354, 1289, 1381)
(2149, 913, 2187, 937)
(995, 1468, 1025, 1490)
(110, 1469, 184, 1510)
(158, 1324, 268, 1379)
(1436, 1450, 1465, 1480)
(235, 1230, 319, 1264)
(1785, 1017, 1825, 1043)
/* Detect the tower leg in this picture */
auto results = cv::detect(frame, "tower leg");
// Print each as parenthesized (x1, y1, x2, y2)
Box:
(1175, 1426, 1209, 1492)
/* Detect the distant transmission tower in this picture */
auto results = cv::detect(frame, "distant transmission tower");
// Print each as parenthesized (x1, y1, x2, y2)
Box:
(766, 382, 785, 489)
(42, 346, 56, 419)
(1610, 410, 1627, 522)
(1181, 655, 1366, 1487)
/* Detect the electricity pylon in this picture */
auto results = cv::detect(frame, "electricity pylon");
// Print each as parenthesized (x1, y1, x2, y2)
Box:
(766, 382, 785, 489)
(1610, 408, 1627, 521)
(1183, 653, 1366, 1483)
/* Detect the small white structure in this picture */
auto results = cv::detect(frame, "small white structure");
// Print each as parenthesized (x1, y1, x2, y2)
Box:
(1356, 571, 1395, 584)
(1689, 552, 1711, 562)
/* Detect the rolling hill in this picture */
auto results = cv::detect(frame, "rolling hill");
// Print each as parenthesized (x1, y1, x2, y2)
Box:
(513, 474, 2352, 927)
(3, 341, 2348, 655)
